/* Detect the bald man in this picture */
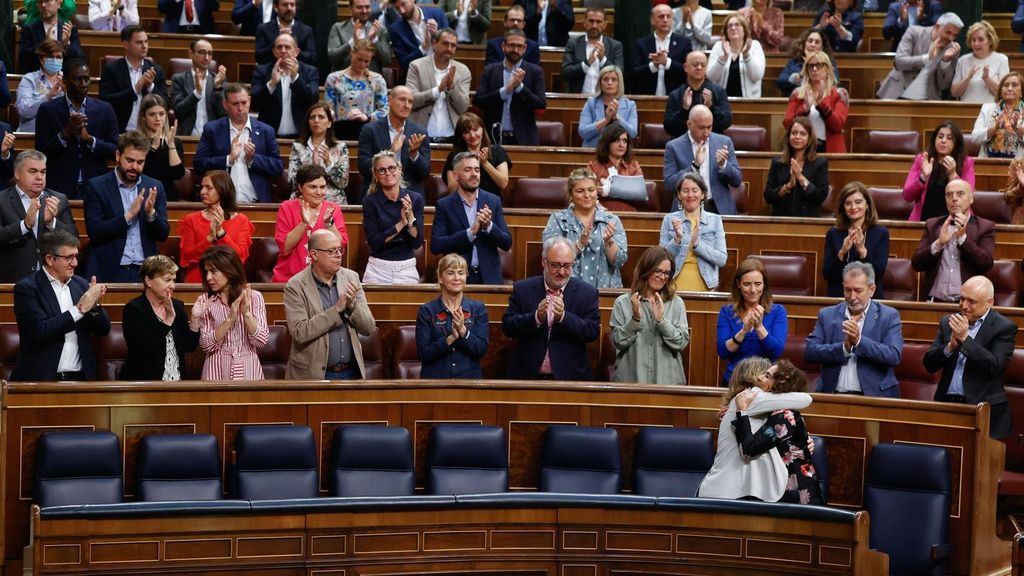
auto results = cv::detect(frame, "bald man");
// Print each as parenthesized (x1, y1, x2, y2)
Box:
(628, 4, 690, 95)
(924, 275, 1017, 439)
(357, 85, 431, 202)
(663, 104, 741, 214)
(251, 33, 320, 139)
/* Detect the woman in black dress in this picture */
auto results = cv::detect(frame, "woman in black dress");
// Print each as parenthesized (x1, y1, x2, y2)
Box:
(443, 112, 511, 201)
(764, 115, 829, 217)
(137, 94, 185, 200)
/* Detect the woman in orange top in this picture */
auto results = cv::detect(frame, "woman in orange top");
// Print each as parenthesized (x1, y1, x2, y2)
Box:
(178, 170, 255, 283)
(586, 124, 643, 198)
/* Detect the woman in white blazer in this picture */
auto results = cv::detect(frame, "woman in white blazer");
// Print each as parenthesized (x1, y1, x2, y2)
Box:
(578, 66, 637, 149)
(706, 13, 766, 99)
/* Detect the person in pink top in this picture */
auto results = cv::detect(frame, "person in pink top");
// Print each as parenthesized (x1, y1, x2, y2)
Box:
(902, 122, 975, 222)
(272, 164, 349, 283)
(193, 245, 269, 380)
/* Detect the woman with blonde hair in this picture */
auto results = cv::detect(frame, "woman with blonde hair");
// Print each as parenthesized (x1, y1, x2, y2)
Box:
(415, 253, 488, 379)
(361, 150, 424, 284)
(952, 20, 1008, 103)
(707, 13, 766, 98)
(578, 65, 637, 149)
(783, 51, 847, 153)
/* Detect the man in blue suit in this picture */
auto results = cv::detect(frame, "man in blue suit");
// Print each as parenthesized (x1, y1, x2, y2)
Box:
(82, 131, 170, 283)
(628, 4, 690, 95)
(251, 33, 320, 139)
(158, 0, 219, 32)
(194, 83, 284, 203)
(357, 85, 430, 202)
(388, 0, 449, 70)
(805, 262, 904, 398)
(484, 5, 539, 66)
(17, 0, 84, 73)
(11, 228, 111, 382)
(474, 29, 546, 146)
(503, 236, 600, 381)
(663, 105, 742, 215)
(254, 0, 317, 65)
(431, 153, 512, 285)
(514, 0, 574, 48)
(882, 0, 943, 51)
(35, 59, 119, 200)
(233, 0, 274, 35)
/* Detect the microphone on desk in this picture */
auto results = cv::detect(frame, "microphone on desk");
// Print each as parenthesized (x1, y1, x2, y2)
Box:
(491, 123, 502, 147)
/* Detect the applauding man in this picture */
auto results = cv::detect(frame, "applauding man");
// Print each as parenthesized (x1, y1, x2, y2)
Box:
(172, 39, 226, 137)
(357, 85, 431, 200)
(252, 32, 320, 139)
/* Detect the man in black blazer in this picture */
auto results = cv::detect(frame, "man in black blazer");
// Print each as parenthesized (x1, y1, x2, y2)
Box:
(11, 228, 111, 382)
(35, 60, 119, 200)
(0, 150, 78, 283)
(514, 0, 573, 47)
(17, 0, 84, 73)
(98, 26, 169, 133)
(484, 5, 539, 66)
(664, 51, 732, 137)
(924, 276, 1017, 439)
(232, 0, 274, 35)
(157, 0, 219, 32)
(251, 33, 320, 139)
(502, 236, 600, 381)
(171, 38, 227, 136)
(560, 7, 623, 93)
(254, 0, 317, 65)
(473, 29, 546, 146)
(357, 85, 431, 202)
(629, 4, 691, 95)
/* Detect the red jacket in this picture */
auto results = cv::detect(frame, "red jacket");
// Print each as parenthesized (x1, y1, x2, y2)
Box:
(783, 87, 848, 153)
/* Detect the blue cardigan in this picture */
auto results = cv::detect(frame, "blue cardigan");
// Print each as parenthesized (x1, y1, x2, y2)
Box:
(716, 303, 788, 383)
(578, 96, 638, 148)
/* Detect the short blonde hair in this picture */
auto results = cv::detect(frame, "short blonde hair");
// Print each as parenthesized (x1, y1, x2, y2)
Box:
(141, 254, 178, 281)
(966, 20, 999, 52)
(436, 253, 467, 278)
(596, 65, 624, 98)
(565, 168, 598, 204)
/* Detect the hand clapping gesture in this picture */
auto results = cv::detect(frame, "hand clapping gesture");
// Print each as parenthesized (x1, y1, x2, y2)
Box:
(629, 291, 643, 321)
(947, 313, 969, 352)
(649, 292, 665, 323)
(451, 306, 467, 338)
(601, 220, 616, 247)
(334, 281, 358, 312)
(77, 276, 107, 314)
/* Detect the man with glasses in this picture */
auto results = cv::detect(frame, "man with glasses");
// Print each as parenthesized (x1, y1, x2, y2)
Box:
(18, 0, 84, 74)
(485, 5, 539, 66)
(474, 28, 545, 146)
(877, 11, 962, 100)
(502, 236, 600, 380)
(284, 228, 376, 380)
(11, 228, 111, 382)
(172, 39, 227, 137)
(357, 85, 431, 201)
(327, 0, 392, 72)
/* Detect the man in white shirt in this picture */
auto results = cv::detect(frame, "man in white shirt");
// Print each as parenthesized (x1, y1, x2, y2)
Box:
(98, 26, 169, 133)
(561, 8, 624, 93)
(252, 33, 320, 139)
(628, 4, 691, 96)
(327, 0, 392, 71)
(442, 0, 491, 45)
(407, 28, 471, 144)
(89, 0, 139, 32)
(171, 39, 227, 137)
(877, 12, 963, 100)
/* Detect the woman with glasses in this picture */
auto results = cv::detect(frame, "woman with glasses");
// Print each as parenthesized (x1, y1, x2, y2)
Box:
(541, 168, 628, 288)
(716, 257, 787, 386)
(659, 172, 726, 292)
(707, 13, 766, 98)
(179, 170, 254, 283)
(415, 253, 488, 379)
(610, 246, 690, 384)
(783, 51, 847, 153)
(361, 150, 424, 284)
(272, 164, 349, 283)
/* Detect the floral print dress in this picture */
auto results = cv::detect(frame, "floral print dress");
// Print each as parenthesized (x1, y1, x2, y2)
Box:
(733, 408, 824, 505)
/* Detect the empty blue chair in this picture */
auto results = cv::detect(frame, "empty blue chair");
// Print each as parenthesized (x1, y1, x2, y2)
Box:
(427, 425, 508, 495)
(811, 435, 829, 503)
(539, 425, 621, 494)
(137, 434, 222, 501)
(865, 443, 952, 576)
(234, 425, 318, 500)
(331, 425, 414, 496)
(36, 431, 123, 508)
(632, 427, 714, 497)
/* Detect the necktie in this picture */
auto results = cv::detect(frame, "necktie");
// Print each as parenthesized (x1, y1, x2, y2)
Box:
(185, 0, 194, 23)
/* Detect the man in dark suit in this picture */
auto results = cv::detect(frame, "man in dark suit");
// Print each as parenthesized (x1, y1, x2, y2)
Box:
(35, 59, 119, 200)
(664, 51, 731, 137)
(514, 0, 573, 47)
(357, 85, 430, 202)
(232, 0, 273, 35)
(663, 105, 742, 215)
(0, 150, 78, 283)
(327, 0, 392, 71)
(157, 0, 219, 32)
(485, 5, 539, 66)
(502, 236, 600, 380)
(388, 0, 449, 70)
(98, 26, 169, 133)
(194, 84, 283, 203)
(252, 32, 320, 139)
(911, 179, 995, 303)
(11, 228, 111, 382)
(560, 7, 624, 93)
(805, 262, 904, 398)
(431, 153, 512, 285)
(254, 0, 317, 65)
(629, 4, 690, 95)
(171, 38, 227, 137)
(924, 275, 1017, 439)
(17, 0, 84, 74)
(82, 131, 170, 283)
(474, 29, 546, 146)
(882, 0, 943, 51)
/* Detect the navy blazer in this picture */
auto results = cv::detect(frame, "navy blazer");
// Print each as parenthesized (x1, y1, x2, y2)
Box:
(502, 275, 600, 380)
(415, 296, 489, 379)
(485, 36, 540, 67)
(356, 117, 431, 200)
(473, 60, 546, 146)
(0, 61, 12, 110)
(430, 189, 512, 285)
(34, 97, 119, 200)
(882, 0, 942, 51)
(232, 0, 273, 35)
(515, 0, 574, 47)
(11, 269, 111, 381)
(18, 19, 84, 74)
(99, 58, 169, 133)
(628, 33, 691, 96)
(0, 121, 16, 184)
(805, 300, 903, 398)
(82, 171, 170, 282)
(158, 0, 219, 32)
(251, 60, 320, 137)
(822, 225, 889, 299)
(254, 19, 318, 65)
(193, 117, 283, 203)
(0, 186, 77, 283)
(663, 80, 731, 138)
(818, 8, 863, 53)
(663, 132, 742, 215)
(388, 6, 449, 69)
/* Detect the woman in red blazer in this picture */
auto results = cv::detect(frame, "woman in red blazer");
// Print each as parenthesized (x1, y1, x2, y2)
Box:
(783, 51, 848, 153)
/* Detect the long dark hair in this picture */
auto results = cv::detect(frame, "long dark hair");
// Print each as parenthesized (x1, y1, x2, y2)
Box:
(297, 102, 339, 148)
(595, 123, 633, 164)
(781, 116, 817, 163)
(203, 170, 238, 215)
(199, 245, 246, 304)
(789, 28, 833, 60)
(926, 122, 966, 182)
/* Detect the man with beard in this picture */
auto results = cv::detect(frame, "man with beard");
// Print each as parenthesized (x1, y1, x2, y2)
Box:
(561, 7, 623, 94)
(474, 29, 545, 146)
(327, 0, 392, 71)
(254, 0, 317, 65)
(485, 5, 539, 66)
(98, 26, 169, 132)
(407, 28, 471, 144)
(431, 152, 512, 285)
(82, 130, 169, 282)
(503, 236, 600, 381)
(805, 261, 904, 398)
(664, 50, 732, 138)
(388, 0, 449, 71)
(18, 0, 84, 73)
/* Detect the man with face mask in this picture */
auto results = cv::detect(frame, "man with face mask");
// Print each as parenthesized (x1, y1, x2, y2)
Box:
(327, 0, 392, 71)
(18, 0, 84, 73)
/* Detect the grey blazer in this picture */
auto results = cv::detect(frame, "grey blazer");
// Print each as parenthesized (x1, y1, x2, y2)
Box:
(326, 19, 393, 72)
(876, 25, 955, 100)
(171, 69, 226, 136)
(441, 0, 492, 45)
(560, 34, 625, 93)
(406, 56, 472, 132)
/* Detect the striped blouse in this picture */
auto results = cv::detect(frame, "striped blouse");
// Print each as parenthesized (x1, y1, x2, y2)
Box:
(197, 289, 270, 381)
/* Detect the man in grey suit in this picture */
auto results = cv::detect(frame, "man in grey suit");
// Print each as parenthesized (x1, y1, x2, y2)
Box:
(876, 12, 962, 100)
(407, 28, 471, 144)
(0, 150, 78, 283)
(171, 38, 227, 137)
(663, 105, 742, 215)
(560, 7, 623, 94)
(442, 0, 491, 45)
(326, 0, 392, 72)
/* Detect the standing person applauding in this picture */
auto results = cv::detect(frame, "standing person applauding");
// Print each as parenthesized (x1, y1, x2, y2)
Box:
(823, 183, 890, 299)
(272, 165, 349, 283)
(716, 258, 787, 385)
(765, 116, 830, 217)
(178, 170, 254, 283)
(660, 172, 727, 292)
(362, 150, 424, 284)
(416, 253, 489, 379)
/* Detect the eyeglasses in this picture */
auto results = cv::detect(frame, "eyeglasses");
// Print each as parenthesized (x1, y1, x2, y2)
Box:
(546, 262, 573, 272)
(375, 165, 399, 175)
(310, 247, 343, 257)
(806, 62, 826, 70)
(504, 43, 527, 51)
(49, 253, 78, 263)
(651, 269, 672, 278)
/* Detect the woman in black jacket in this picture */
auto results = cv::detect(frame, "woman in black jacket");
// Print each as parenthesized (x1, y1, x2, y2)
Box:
(764, 115, 830, 217)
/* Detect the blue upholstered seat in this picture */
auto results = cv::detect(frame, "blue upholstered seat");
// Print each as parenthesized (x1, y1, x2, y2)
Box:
(811, 435, 829, 503)
(36, 431, 123, 508)
(331, 425, 414, 497)
(427, 425, 508, 495)
(137, 434, 222, 501)
(539, 425, 621, 494)
(234, 425, 318, 500)
(632, 427, 713, 497)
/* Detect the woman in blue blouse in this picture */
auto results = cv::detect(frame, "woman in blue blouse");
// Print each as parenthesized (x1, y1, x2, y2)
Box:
(415, 253, 489, 379)
(542, 168, 628, 288)
(823, 182, 889, 298)
(716, 257, 787, 385)
(361, 150, 425, 284)
(578, 66, 637, 149)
